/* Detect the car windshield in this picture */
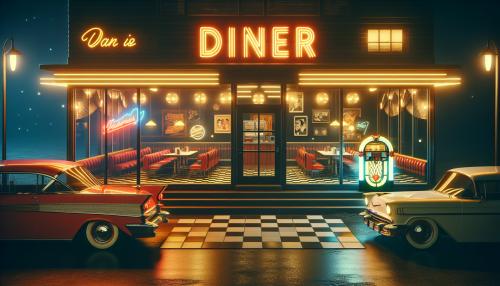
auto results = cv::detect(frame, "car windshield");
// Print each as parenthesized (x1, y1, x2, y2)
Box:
(433, 172, 476, 198)
(56, 166, 102, 192)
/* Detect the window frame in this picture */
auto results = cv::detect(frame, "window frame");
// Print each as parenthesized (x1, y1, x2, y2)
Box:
(0, 172, 63, 194)
(367, 29, 403, 53)
(477, 180, 500, 200)
(433, 172, 478, 199)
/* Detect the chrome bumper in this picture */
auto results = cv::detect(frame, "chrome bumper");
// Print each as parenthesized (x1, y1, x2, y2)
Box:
(128, 205, 169, 238)
(359, 211, 408, 237)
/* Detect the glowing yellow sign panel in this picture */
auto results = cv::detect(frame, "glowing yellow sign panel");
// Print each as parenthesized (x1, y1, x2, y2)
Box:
(198, 26, 316, 58)
(81, 28, 136, 48)
(272, 27, 289, 58)
(200, 27, 222, 58)
(244, 27, 265, 58)
(296, 27, 316, 58)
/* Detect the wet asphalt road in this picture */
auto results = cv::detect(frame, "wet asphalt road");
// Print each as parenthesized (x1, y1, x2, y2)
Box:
(1, 213, 499, 286)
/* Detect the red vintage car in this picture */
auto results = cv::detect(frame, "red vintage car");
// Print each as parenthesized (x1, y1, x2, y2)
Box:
(0, 159, 168, 249)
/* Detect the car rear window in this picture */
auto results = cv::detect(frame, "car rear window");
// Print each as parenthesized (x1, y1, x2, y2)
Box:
(434, 172, 476, 198)
(478, 181, 500, 200)
(57, 166, 102, 192)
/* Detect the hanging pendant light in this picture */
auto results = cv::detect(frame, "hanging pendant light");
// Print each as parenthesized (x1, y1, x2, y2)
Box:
(330, 119, 340, 126)
(145, 91, 157, 127)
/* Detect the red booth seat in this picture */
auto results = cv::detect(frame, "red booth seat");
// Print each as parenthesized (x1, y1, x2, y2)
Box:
(394, 153, 427, 176)
(190, 154, 208, 172)
(109, 147, 152, 173)
(190, 148, 219, 175)
(78, 157, 103, 173)
(344, 150, 360, 170)
(306, 154, 324, 171)
(294, 147, 324, 176)
(143, 149, 177, 175)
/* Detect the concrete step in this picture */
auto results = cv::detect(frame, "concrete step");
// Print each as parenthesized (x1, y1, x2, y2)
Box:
(161, 205, 366, 215)
(162, 190, 364, 199)
(162, 198, 365, 207)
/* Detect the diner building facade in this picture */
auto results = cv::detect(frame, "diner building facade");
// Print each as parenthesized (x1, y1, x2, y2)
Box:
(41, 0, 461, 191)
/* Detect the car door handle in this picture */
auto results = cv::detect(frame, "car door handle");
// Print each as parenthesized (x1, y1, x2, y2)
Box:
(30, 196, 38, 199)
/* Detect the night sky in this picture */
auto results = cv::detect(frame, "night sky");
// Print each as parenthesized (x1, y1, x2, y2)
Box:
(1, 0, 499, 178)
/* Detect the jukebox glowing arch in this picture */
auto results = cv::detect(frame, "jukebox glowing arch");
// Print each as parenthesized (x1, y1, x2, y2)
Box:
(358, 135, 394, 188)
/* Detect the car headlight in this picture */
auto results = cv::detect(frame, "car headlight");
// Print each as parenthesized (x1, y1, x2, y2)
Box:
(386, 204, 392, 214)
(365, 197, 369, 205)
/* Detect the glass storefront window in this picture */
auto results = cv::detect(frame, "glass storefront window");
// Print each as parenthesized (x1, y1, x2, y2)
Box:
(412, 89, 428, 160)
(75, 88, 105, 161)
(286, 85, 340, 185)
(106, 89, 139, 183)
(74, 88, 106, 181)
(139, 85, 232, 185)
(343, 89, 378, 185)
(71, 85, 430, 188)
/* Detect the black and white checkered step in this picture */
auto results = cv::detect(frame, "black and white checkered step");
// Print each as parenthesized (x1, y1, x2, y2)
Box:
(160, 215, 364, 249)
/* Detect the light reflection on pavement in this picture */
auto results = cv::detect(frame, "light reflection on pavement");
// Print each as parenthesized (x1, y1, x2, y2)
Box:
(1, 213, 499, 285)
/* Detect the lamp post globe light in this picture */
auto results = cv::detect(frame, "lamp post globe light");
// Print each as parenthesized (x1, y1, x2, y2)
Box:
(2, 37, 22, 160)
(479, 38, 498, 165)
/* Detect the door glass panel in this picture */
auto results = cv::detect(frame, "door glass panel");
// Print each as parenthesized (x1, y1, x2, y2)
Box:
(241, 111, 277, 178)
(259, 152, 275, 177)
(243, 151, 258, 177)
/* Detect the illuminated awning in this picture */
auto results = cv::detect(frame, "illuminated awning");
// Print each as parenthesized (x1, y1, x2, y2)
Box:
(40, 71, 219, 88)
(298, 72, 460, 87)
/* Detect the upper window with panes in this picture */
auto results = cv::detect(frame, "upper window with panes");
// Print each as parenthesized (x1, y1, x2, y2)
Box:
(368, 30, 403, 53)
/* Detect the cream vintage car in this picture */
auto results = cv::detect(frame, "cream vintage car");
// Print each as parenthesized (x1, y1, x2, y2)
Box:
(360, 167, 500, 249)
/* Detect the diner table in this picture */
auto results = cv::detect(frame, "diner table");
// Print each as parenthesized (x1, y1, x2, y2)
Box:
(315, 151, 354, 176)
(163, 151, 198, 173)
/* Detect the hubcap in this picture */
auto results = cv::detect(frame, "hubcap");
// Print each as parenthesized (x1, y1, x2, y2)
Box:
(91, 222, 114, 244)
(410, 221, 433, 244)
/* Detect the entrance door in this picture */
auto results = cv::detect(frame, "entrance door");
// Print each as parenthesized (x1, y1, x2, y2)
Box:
(237, 106, 281, 185)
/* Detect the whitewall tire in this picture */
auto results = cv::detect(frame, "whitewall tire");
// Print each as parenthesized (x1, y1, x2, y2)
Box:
(403, 218, 439, 250)
(85, 221, 119, 249)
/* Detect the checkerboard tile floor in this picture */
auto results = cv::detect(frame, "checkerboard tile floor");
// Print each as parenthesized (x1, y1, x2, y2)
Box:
(160, 215, 364, 249)
(94, 166, 425, 185)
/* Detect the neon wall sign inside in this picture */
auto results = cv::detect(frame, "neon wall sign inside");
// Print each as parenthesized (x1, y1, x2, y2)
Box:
(104, 108, 145, 134)
(200, 27, 316, 58)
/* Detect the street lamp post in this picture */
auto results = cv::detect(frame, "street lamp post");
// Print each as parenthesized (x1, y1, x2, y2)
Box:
(479, 38, 499, 166)
(2, 38, 22, 161)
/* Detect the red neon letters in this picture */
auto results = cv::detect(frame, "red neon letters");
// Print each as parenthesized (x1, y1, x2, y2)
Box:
(104, 108, 144, 134)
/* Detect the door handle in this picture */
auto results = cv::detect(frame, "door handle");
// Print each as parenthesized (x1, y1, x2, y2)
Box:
(238, 149, 243, 155)
(30, 196, 38, 199)
(276, 147, 279, 153)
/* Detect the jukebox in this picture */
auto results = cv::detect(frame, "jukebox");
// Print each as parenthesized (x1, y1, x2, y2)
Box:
(358, 135, 394, 191)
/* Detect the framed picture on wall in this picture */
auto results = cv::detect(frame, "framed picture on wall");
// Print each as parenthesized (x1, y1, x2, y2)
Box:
(293, 116, 308, 136)
(163, 110, 187, 137)
(188, 108, 202, 124)
(314, 127, 328, 136)
(312, 109, 330, 123)
(214, 114, 231, 133)
(343, 108, 361, 141)
(288, 92, 304, 113)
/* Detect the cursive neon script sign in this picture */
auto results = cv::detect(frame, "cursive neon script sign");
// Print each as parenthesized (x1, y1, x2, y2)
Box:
(200, 26, 316, 58)
(82, 28, 137, 48)
(104, 108, 145, 134)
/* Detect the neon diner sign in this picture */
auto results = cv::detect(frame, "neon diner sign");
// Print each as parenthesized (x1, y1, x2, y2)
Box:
(200, 27, 316, 58)
(104, 108, 145, 134)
